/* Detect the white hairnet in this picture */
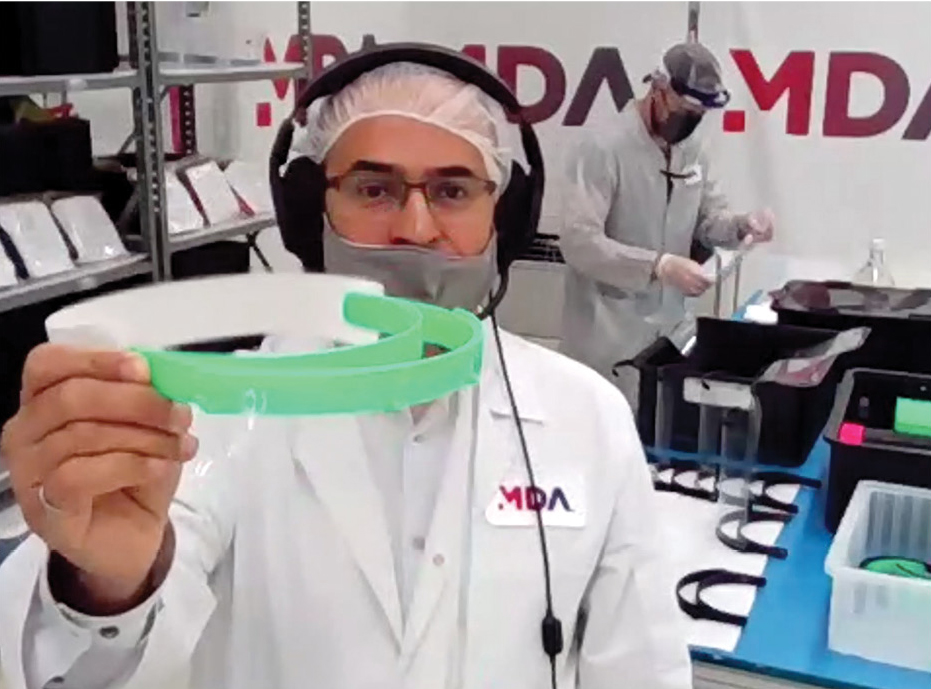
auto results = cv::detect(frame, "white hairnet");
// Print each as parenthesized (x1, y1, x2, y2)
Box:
(299, 62, 512, 190)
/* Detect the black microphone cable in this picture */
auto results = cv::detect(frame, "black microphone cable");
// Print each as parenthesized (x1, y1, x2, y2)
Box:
(489, 310, 564, 689)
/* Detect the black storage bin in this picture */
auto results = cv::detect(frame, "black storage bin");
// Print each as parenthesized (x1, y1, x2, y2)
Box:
(171, 241, 252, 279)
(823, 368, 931, 533)
(772, 280, 931, 375)
(632, 318, 861, 467)
(0, 118, 94, 197)
(0, 2, 118, 77)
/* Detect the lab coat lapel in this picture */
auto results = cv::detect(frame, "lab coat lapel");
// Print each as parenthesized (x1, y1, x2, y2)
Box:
(400, 389, 476, 662)
(291, 416, 403, 645)
(402, 330, 549, 661)
(474, 328, 547, 513)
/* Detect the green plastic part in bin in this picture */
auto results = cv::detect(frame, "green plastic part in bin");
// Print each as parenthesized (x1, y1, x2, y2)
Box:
(893, 398, 931, 438)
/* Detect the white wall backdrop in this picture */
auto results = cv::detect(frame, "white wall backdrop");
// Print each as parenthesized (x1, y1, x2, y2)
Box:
(699, 1, 931, 294)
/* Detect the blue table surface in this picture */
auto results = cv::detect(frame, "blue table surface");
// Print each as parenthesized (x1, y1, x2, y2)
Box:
(691, 441, 930, 689)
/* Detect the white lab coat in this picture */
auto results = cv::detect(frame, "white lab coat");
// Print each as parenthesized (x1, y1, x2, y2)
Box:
(0, 328, 692, 689)
(559, 102, 743, 404)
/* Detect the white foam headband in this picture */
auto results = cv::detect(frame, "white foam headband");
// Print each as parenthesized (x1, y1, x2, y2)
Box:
(45, 274, 386, 349)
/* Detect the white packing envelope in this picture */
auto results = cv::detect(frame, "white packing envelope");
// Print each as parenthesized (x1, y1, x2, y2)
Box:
(165, 170, 206, 235)
(0, 245, 17, 288)
(50, 196, 129, 264)
(184, 160, 243, 226)
(0, 202, 74, 278)
(224, 160, 274, 215)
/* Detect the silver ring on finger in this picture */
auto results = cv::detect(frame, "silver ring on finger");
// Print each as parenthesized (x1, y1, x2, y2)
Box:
(38, 484, 66, 515)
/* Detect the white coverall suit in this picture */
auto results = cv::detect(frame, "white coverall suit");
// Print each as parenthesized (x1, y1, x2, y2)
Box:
(559, 102, 744, 405)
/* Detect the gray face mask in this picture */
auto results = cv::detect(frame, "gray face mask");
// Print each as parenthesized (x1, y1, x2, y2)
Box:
(322, 223, 498, 312)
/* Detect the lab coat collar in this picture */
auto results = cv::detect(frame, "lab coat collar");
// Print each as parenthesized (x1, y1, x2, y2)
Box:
(480, 322, 547, 425)
(288, 322, 544, 652)
(290, 416, 405, 646)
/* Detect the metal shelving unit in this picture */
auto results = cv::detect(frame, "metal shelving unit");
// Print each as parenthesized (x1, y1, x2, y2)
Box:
(0, 69, 140, 97)
(161, 62, 305, 87)
(148, 2, 311, 278)
(0, 2, 312, 314)
(0, 2, 154, 313)
(168, 214, 277, 253)
(0, 255, 153, 315)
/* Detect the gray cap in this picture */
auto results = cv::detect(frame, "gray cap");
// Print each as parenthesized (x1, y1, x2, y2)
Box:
(660, 42, 730, 108)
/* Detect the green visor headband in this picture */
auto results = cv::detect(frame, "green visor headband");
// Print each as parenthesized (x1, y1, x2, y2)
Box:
(45, 274, 485, 415)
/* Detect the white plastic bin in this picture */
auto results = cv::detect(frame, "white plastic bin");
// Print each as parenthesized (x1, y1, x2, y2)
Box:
(825, 480, 931, 671)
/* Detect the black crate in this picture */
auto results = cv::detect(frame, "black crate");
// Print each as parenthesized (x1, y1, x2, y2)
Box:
(823, 368, 931, 533)
(632, 318, 861, 467)
(772, 280, 931, 375)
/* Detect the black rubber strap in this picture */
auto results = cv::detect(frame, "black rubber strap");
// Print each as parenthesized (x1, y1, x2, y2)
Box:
(751, 471, 822, 514)
(677, 569, 767, 627)
(718, 470, 821, 515)
(650, 460, 719, 502)
(671, 460, 719, 502)
(716, 508, 792, 560)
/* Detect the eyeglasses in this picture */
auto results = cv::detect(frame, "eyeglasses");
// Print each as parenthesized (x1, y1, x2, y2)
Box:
(327, 171, 497, 213)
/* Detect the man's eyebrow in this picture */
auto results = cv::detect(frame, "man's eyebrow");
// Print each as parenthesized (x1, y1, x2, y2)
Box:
(347, 160, 397, 174)
(433, 166, 482, 178)
(345, 161, 483, 178)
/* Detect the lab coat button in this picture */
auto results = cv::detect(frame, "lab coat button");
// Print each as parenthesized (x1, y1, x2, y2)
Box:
(432, 554, 445, 567)
(100, 626, 119, 639)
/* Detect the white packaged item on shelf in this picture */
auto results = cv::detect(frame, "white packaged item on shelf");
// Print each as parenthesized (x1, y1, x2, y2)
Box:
(165, 170, 206, 235)
(224, 160, 274, 215)
(0, 202, 74, 278)
(50, 196, 129, 264)
(825, 481, 931, 672)
(183, 160, 243, 226)
(0, 244, 18, 288)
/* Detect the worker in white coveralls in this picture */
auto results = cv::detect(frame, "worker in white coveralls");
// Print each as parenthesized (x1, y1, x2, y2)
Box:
(559, 42, 775, 406)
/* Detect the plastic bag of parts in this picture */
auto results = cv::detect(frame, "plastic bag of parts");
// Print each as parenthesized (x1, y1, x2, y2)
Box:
(44, 272, 486, 515)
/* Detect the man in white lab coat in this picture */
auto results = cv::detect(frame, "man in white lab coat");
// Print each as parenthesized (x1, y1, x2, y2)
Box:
(559, 42, 775, 406)
(0, 47, 692, 689)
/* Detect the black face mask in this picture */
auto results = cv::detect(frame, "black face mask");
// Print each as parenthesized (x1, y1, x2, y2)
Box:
(652, 99, 704, 145)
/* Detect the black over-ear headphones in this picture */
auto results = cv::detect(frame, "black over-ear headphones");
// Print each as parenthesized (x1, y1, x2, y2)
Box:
(269, 43, 563, 688)
(269, 42, 545, 281)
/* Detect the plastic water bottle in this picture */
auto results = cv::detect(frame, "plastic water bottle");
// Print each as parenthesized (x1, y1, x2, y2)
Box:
(853, 239, 895, 287)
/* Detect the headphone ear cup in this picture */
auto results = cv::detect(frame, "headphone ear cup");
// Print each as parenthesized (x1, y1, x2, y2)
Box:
(277, 158, 328, 272)
(494, 162, 535, 273)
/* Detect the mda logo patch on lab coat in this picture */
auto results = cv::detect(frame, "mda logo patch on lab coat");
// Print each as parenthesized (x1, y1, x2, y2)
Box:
(485, 473, 586, 528)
